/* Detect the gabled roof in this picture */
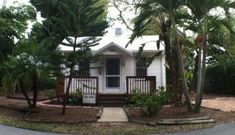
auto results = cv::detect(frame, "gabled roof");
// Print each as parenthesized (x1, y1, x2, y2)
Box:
(58, 35, 165, 52)
(92, 42, 132, 56)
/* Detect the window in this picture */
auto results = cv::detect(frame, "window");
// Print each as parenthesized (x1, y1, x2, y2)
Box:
(136, 57, 147, 76)
(77, 60, 90, 77)
(105, 58, 120, 88)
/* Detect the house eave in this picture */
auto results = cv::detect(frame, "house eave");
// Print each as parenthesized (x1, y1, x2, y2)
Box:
(92, 42, 133, 56)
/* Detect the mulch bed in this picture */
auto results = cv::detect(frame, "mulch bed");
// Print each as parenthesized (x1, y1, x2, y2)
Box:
(0, 97, 101, 123)
(24, 106, 100, 123)
(125, 105, 235, 124)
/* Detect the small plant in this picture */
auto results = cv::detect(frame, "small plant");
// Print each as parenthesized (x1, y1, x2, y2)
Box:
(67, 89, 82, 105)
(45, 90, 56, 103)
(129, 89, 144, 107)
(129, 88, 171, 117)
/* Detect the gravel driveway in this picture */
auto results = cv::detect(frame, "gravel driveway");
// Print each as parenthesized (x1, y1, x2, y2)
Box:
(201, 97, 235, 112)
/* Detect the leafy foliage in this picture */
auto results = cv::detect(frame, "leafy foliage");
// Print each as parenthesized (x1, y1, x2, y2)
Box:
(129, 89, 171, 117)
(205, 57, 235, 94)
(0, 5, 36, 80)
(67, 89, 82, 105)
(30, 0, 108, 114)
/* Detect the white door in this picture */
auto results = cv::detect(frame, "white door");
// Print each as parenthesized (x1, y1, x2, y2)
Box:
(104, 57, 121, 93)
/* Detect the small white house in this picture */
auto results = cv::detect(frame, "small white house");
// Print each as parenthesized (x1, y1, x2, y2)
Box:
(58, 33, 166, 99)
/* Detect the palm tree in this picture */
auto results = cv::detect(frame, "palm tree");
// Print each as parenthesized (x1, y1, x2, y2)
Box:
(129, 0, 194, 110)
(130, 0, 235, 112)
(186, 0, 235, 112)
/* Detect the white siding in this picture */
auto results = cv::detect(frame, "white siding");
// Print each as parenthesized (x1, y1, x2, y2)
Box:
(89, 62, 103, 94)
(121, 54, 135, 92)
(90, 55, 166, 93)
(89, 54, 135, 93)
(147, 56, 166, 89)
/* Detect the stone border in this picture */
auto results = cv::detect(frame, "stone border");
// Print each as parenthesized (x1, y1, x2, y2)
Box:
(124, 107, 215, 126)
(158, 117, 215, 125)
(96, 106, 103, 119)
(6, 95, 47, 101)
(37, 100, 101, 109)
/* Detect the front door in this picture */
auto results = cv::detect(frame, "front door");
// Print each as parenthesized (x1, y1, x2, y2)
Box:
(105, 57, 121, 93)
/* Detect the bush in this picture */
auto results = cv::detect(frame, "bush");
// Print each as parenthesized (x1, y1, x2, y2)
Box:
(40, 76, 56, 90)
(205, 60, 235, 95)
(129, 89, 171, 117)
(67, 89, 82, 105)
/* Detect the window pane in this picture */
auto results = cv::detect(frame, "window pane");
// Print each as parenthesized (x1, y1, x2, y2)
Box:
(106, 77, 120, 88)
(106, 58, 120, 75)
(136, 57, 147, 76)
(78, 60, 90, 76)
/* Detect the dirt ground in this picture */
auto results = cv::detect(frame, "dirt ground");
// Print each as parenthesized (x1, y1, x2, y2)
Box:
(25, 106, 100, 123)
(0, 97, 100, 123)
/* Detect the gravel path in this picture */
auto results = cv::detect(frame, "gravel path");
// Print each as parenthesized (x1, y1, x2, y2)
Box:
(201, 97, 235, 112)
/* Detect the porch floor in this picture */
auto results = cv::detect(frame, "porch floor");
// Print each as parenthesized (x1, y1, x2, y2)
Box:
(97, 107, 128, 122)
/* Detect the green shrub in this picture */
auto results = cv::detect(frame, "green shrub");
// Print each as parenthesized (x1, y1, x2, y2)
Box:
(205, 60, 235, 95)
(40, 76, 56, 90)
(129, 89, 144, 106)
(129, 88, 171, 117)
(67, 89, 82, 105)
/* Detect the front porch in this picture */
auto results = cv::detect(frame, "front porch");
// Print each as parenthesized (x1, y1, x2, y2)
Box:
(56, 76, 156, 106)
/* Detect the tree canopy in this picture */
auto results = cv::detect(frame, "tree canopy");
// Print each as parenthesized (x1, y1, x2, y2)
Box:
(129, 0, 235, 112)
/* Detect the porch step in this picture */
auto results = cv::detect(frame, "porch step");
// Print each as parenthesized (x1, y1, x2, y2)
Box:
(97, 94, 129, 107)
(97, 94, 129, 101)
(97, 100, 127, 107)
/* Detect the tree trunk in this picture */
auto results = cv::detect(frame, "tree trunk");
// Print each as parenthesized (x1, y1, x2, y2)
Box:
(19, 80, 32, 108)
(161, 20, 182, 106)
(189, 54, 199, 93)
(171, 13, 193, 111)
(175, 42, 193, 111)
(194, 36, 207, 112)
(62, 45, 76, 115)
(194, 14, 208, 112)
(62, 74, 73, 115)
(32, 71, 39, 108)
(194, 46, 203, 112)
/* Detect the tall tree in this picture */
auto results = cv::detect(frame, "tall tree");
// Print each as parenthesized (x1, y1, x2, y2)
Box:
(129, 0, 235, 112)
(0, 4, 36, 80)
(31, 0, 108, 114)
(186, 0, 235, 112)
(1, 37, 55, 108)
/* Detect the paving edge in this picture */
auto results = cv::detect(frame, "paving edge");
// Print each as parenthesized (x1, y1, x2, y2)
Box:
(96, 106, 103, 119)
